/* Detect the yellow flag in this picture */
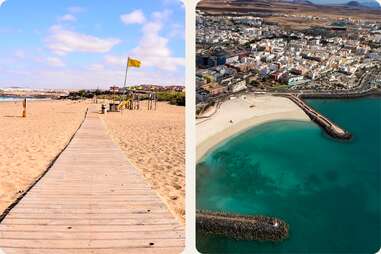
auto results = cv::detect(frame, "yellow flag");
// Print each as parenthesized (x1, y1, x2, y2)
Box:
(128, 58, 141, 68)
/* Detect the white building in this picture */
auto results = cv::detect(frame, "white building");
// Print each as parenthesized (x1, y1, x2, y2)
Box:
(230, 79, 247, 93)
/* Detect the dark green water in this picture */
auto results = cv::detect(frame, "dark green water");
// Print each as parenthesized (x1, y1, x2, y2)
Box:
(196, 98, 381, 253)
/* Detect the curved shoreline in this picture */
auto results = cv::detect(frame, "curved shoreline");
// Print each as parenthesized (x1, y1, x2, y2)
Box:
(196, 95, 310, 162)
(197, 113, 310, 162)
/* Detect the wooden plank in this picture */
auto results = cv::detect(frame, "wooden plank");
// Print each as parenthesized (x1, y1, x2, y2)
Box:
(15, 195, 158, 201)
(0, 239, 184, 248)
(5, 213, 174, 220)
(0, 224, 184, 232)
(2, 218, 178, 225)
(0, 231, 184, 240)
(14, 203, 167, 209)
(28, 187, 153, 190)
(1, 247, 184, 254)
(21, 190, 157, 196)
(24, 196, 160, 201)
(28, 186, 152, 190)
(9, 208, 168, 214)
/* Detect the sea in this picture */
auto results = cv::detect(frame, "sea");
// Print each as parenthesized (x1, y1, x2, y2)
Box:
(0, 96, 49, 102)
(196, 97, 381, 253)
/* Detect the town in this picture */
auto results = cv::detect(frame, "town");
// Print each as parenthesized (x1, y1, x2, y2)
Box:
(196, 10, 381, 107)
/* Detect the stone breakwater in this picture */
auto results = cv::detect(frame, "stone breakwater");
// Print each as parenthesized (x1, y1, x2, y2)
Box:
(286, 94, 352, 140)
(299, 88, 381, 99)
(196, 210, 289, 241)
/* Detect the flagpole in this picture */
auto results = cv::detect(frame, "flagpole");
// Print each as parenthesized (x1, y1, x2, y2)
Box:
(123, 57, 130, 91)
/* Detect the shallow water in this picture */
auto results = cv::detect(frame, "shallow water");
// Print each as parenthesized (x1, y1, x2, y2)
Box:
(196, 98, 381, 253)
(0, 96, 49, 102)
(0, 96, 22, 101)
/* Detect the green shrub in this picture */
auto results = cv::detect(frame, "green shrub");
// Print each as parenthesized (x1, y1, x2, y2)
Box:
(157, 91, 185, 106)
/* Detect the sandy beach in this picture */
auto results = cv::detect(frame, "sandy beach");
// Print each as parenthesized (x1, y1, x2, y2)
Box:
(0, 100, 88, 215)
(101, 102, 185, 222)
(197, 94, 310, 161)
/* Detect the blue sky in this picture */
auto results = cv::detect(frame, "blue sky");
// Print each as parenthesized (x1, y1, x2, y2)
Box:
(0, 0, 185, 89)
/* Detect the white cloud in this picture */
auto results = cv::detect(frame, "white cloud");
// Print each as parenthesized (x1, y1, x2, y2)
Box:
(121, 10, 146, 25)
(14, 50, 25, 59)
(104, 55, 124, 65)
(46, 26, 121, 55)
(152, 9, 172, 21)
(1, 67, 184, 89)
(162, 0, 184, 6)
(68, 6, 84, 14)
(59, 14, 76, 22)
(0, 0, 6, 7)
(87, 64, 104, 71)
(130, 11, 184, 71)
(169, 23, 185, 39)
(46, 57, 65, 67)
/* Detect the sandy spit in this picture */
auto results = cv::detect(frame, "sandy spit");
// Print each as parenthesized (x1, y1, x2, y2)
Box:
(101, 102, 185, 223)
(196, 94, 311, 161)
(0, 100, 88, 214)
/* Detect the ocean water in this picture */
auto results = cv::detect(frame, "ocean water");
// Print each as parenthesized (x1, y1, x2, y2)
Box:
(0, 96, 24, 101)
(196, 98, 381, 253)
(0, 96, 48, 102)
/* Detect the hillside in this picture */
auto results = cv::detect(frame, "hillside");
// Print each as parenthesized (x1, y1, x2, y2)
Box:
(197, 0, 381, 30)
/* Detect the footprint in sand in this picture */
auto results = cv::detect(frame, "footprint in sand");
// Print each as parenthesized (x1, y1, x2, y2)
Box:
(173, 184, 182, 190)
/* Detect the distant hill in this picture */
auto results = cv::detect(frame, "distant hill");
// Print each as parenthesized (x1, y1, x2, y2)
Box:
(361, 0, 381, 8)
(345, 0, 362, 6)
(283, 0, 315, 5)
(197, 0, 381, 22)
(230, 0, 272, 4)
(344, 0, 380, 8)
(239, 0, 315, 4)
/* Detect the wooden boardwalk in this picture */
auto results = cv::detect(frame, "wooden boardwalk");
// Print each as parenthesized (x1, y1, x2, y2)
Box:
(0, 109, 184, 254)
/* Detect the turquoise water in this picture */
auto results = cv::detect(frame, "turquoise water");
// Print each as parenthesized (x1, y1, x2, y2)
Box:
(196, 98, 381, 253)
(0, 96, 23, 101)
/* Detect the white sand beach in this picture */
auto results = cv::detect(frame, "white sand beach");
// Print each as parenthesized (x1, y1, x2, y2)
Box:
(196, 94, 311, 161)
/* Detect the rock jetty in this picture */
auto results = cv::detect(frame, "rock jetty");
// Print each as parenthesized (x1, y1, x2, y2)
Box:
(197, 210, 289, 241)
(287, 94, 352, 140)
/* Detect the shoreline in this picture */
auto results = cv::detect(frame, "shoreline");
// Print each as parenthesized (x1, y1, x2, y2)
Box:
(197, 113, 310, 162)
(196, 95, 310, 162)
(0, 97, 53, 102)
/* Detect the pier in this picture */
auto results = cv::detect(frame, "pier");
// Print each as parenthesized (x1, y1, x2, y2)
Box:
(0, 106, 184, 254)
(197, 210, 289, 241)
(286, 94, 352, 140)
